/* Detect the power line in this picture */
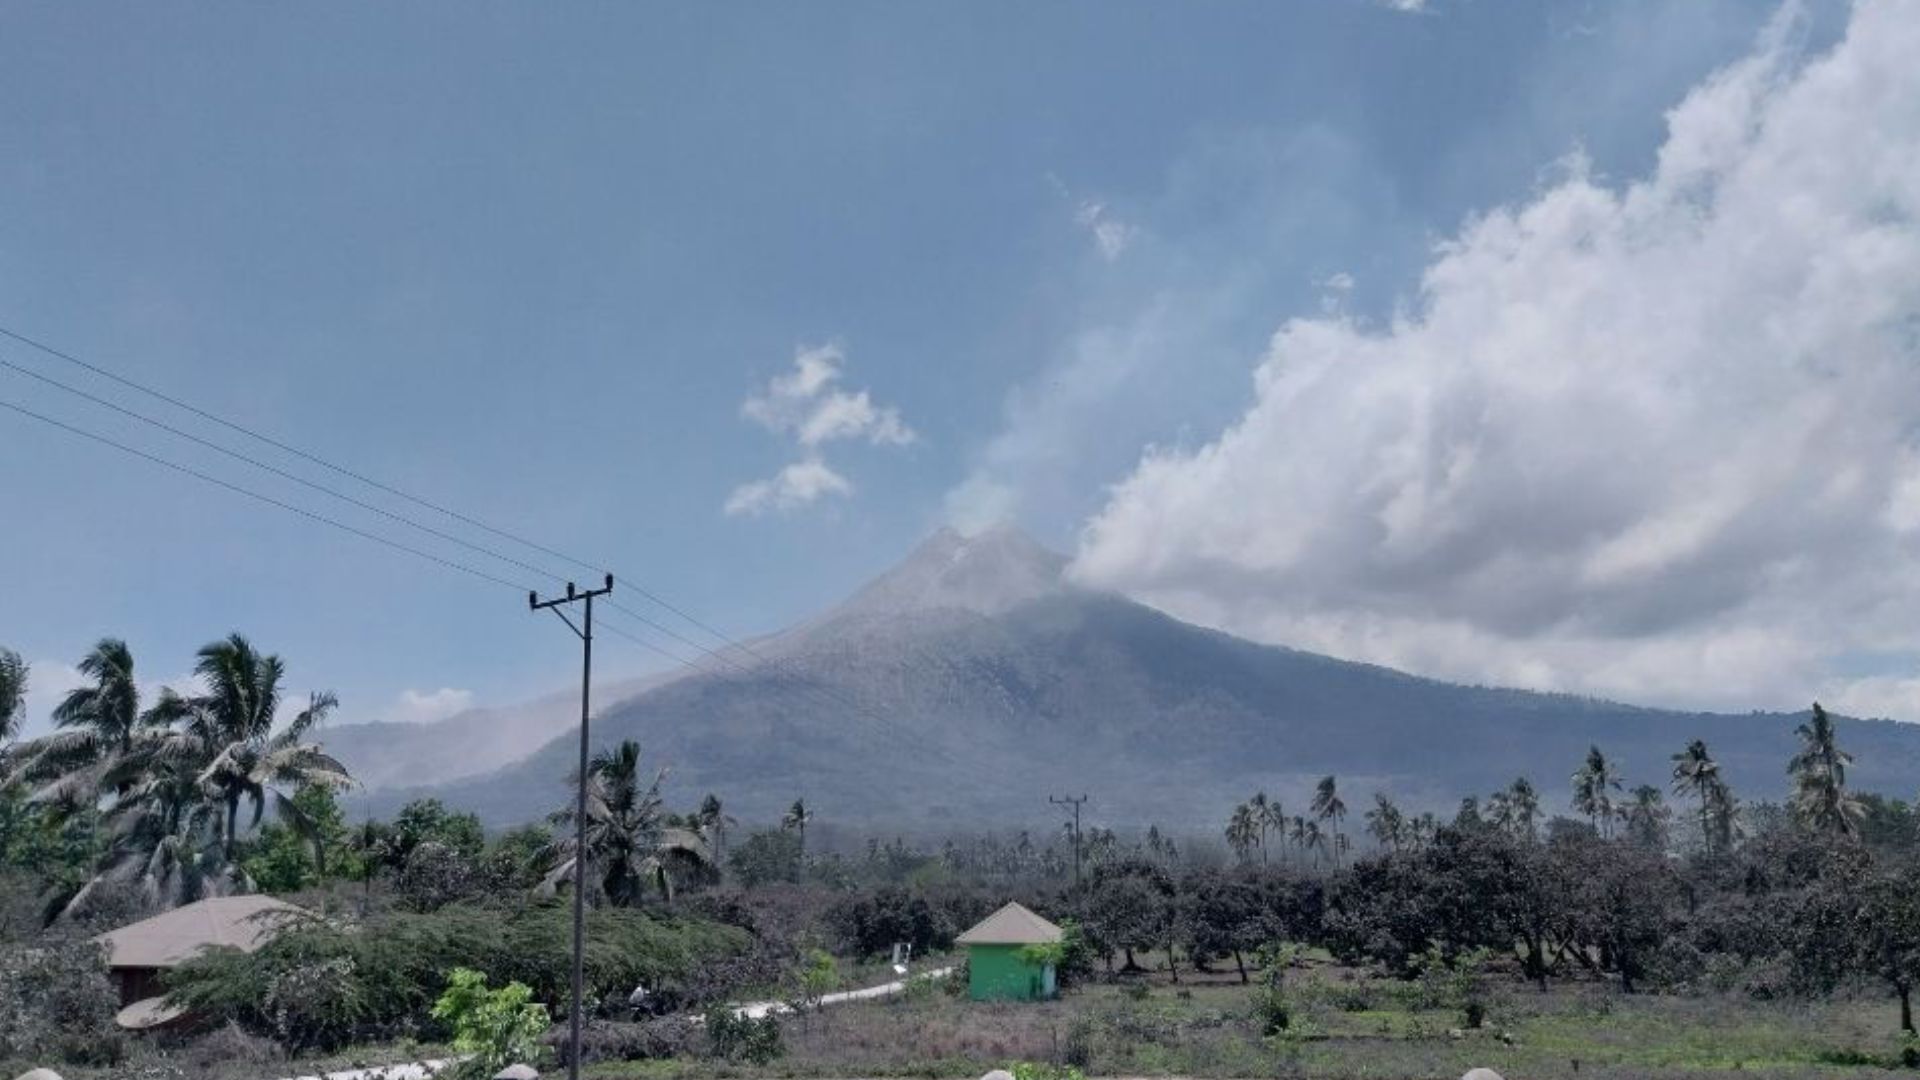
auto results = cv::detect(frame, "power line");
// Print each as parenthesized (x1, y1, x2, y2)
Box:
(0, 323, 937, 760)
(0, 396, 532, 594)
(0, 356, 576, 586)
(0, 323, 889, 723)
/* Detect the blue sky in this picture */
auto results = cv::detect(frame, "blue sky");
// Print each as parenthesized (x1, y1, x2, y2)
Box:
(7, 0, 1889, 731)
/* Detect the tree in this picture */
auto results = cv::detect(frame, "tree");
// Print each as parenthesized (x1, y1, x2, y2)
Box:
(0, 649, 25, 746)
(6, 638, 149, 807)
(1365, 793, 1407, 852)
(1571, 745, 1623, 839)
(392, 797, 486, 862)
(781, 798, 815, 873)
(1855, 866, 1920, 1035)
(431, 967, 551, 1079)
(696, 793, 737, 868)
(1789, 703, 1863, 839)
(542, 739, 707, 905)
(1622, 784, 1671, 852)
(1671, 739, 1734, 856)
(167, 634, 352, 858)
(1247, 791, 1279, 864)
(1225, 803, 1260, 862)
(1085, 858, 1174, 972)
(1312, 775, 1348, 865)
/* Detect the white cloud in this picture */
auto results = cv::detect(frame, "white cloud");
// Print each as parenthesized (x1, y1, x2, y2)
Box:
(386, 687, 476, 725)
(741, 343, 915, 448)
(729, 343, 912, 517)
(1075, 200, 1137, 262)
(725, 458, 854, 516)
(1073, 1, 1920, 717)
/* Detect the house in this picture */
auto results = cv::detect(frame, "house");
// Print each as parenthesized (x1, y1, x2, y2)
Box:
(955, 901, 1063, 1001)
(92, 894, 309, 1030)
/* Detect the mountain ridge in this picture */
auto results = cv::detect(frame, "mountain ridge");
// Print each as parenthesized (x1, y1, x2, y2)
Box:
(361, 527, 1920, 830)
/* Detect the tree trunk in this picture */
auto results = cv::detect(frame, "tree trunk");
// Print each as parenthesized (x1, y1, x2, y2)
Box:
(1902, 983, 1914, 1035)
(1123, 946, 1138, 971)
(1234, 949, 1249, 984)
(1166, 942, 1179, 983)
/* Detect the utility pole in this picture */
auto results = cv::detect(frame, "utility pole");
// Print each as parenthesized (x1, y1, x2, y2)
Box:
(1050, 794, 1088, 888)
(530, 573, 614, 1080)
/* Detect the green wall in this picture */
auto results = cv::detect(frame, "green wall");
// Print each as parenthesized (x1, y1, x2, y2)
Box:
(967, 943, 1055, 1001)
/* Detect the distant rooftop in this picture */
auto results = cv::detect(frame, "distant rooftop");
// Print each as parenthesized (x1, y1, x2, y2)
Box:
(956, 900, 1064, 945)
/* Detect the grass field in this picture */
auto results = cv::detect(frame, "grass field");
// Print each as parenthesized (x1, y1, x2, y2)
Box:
(588, 964, 1920, 1080)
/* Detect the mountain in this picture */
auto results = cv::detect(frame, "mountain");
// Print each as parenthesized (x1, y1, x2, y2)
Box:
(379, 526, 1920, 830)
(323, 673, 670, 791)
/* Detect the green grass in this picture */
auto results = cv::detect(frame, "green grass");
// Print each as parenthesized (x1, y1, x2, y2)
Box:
(586, 970, 1920, 1080)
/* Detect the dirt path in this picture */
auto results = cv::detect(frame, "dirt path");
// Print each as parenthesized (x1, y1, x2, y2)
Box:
(731, 965, 956, 1019)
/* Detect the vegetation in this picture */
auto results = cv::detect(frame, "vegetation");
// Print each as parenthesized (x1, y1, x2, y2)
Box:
(431, 967, 551, 1078)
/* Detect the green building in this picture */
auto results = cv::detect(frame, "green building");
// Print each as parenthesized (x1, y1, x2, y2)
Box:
(956, 901, 1063, 1001)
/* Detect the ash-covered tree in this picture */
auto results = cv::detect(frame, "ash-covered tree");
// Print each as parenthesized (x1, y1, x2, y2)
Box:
(1789, 703, 1864, 840)
(1085, 857, 1174, 973)
(0, 648, 25, 745)
(1571, 745, 1624, 839)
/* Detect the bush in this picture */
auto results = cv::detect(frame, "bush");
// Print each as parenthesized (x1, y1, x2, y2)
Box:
(0, 936, 120, 1065)
(1062, 1016, 1094, 1069)
(167, 903, 752, 1047)
(264, 954, 364, 1052)
(703, 1006, 783, 1063)
(180, 1022, 281, 1072)
(431, 967, 550, 1079)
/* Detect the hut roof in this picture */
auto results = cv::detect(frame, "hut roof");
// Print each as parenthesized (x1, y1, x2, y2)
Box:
(93, 895, 309, 970)
(956, 901, 1063, 945)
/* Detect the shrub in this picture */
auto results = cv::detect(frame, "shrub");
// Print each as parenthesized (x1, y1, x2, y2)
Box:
(551, 1016, 699, 1064)
(702, 1006, 783, 1063)
(1062, 1016, 1094, 1069)
(431, 967, 550, 1079)
(0, 936, 120, 1065)
(167, 903, 751, 1047)
(180, 1022, 281, 1072)
(1011, 1061, 1086, 1080)
(264, 954, 365, 1052)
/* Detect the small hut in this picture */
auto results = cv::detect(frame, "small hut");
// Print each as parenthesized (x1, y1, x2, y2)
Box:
(955, 901, 1062, 1001)
(93, 895, 308, 1030)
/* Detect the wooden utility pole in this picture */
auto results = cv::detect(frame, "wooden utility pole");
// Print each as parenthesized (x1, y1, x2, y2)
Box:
(530, 574, 614, 1080)
(1051, 793, 1088, 888)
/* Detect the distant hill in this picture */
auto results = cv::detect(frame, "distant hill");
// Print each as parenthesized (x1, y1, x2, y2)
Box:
(375, 526, 1920, 830)
(323, 673, 669, 791)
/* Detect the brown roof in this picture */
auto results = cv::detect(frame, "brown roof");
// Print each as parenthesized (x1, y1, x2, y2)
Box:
(956, 901, 1063, 945)
(93, 895, 309, 970)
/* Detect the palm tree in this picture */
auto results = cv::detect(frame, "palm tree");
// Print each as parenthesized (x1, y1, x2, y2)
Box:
(1623, 784, 1670, 851)
(0, 648, 26, 746)
(1288, 814, 1308, 859)
(543, 739, 706, 905)
(1506, 777, 1541, 842)
(1670, 739, 1733, 856)
(1226, 803, 1260, 862)
(1311, 775, 1348, 863)
(6, 639, 149, 807)
(1571, 745, 1623, 838)
(170, 634, 352, 858)
(1303, 820, 1327, 867)
(783, 797, 816, 869)
(1248, 791, 1275, 864)
(1365, 793, 1406, 852)
(696, 793, 737, 867)
(1789, 703, 1863, 839)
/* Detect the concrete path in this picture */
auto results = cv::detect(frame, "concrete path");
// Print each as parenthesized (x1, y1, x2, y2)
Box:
(731, 965, 955, 1019)
(274, 1059, 454, 1080)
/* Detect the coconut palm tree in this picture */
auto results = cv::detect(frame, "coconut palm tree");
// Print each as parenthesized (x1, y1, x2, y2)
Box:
(1623, 784, 1670, 851)
(1303, 820, 1327, 867)
(783, 797, 816, 868)
(543, 739, 706, 905)
(1506, 777, 1542, 842)
(1311, 775, 1348, 863)
(1225, 803, 1257, 861)
(1571, 745, 1623, 838)
(1670, 739, 1733, 856)
(1365, 792, 1406, 852)
(0, 649, 25, 746)
(167, 634, 352, 858)
(696, 793, 737, 867)
(1247, 791, 1275, 863)
(6, 638, 151, 807)
(1789, 703, 1863, 839)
